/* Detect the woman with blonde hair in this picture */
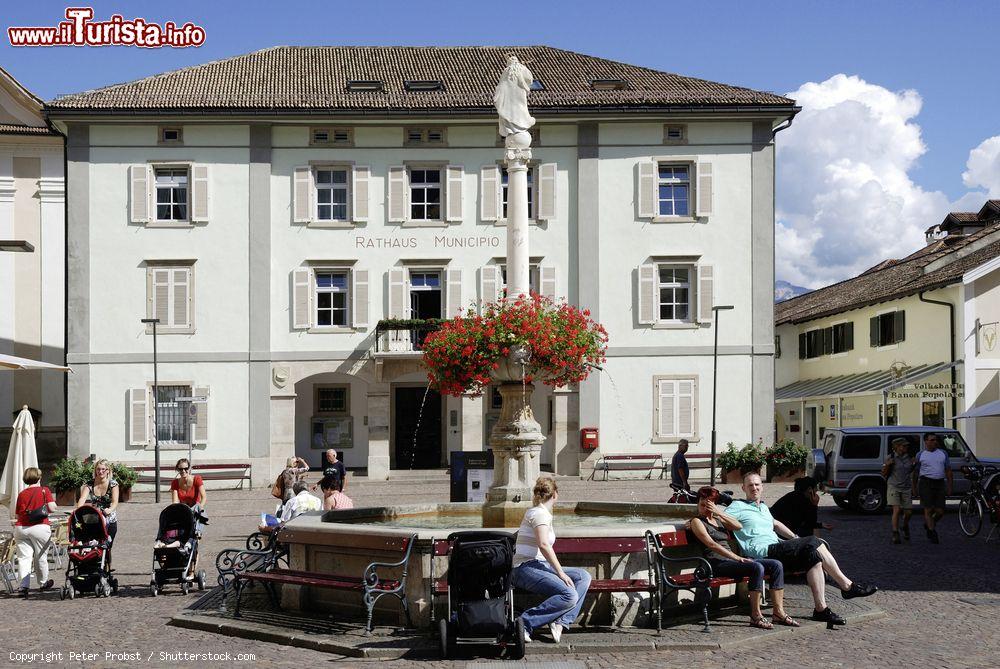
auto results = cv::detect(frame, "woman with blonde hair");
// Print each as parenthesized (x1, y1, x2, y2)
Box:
(13, 467, 58, 597)
(77, 459, 120, 545)
(510, 476, 591, 644)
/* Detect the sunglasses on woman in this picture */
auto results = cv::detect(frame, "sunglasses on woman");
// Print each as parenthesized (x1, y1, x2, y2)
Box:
(177, 467, 189, 472)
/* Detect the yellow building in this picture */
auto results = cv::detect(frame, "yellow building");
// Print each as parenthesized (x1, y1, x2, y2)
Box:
(962, 232, 1000, 458)
(775, 201, 1000, 453)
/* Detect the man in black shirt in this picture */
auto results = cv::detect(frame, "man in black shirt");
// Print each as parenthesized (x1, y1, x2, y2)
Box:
(671, 439, 690, 490)
(320, 449, 347, 492)
(770, 477, 833, 538)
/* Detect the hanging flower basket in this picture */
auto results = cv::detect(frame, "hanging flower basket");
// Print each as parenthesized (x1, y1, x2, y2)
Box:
(422, 295, 608, 396)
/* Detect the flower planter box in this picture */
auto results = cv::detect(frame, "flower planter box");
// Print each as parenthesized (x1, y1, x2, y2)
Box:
(119, 485, 132, 503)
(56, 488, 77, 507)
(767, 467, 806, 483)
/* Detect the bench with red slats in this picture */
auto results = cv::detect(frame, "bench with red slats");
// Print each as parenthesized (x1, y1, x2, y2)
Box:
(134, 462, 251, 487)
(233, 532, 418, 632)
(593, 454, 663, 480)
(430, 533, 655, 626)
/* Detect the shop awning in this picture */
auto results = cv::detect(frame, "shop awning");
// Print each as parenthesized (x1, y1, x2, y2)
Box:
(776, 360, 961, 402)
(955, 399, 1000, 419)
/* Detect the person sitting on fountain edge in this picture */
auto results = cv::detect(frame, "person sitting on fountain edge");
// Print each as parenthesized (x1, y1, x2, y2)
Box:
(511, 476, 592, 644)
(726, 472, 877, 625)
(769, 477, 833, 538)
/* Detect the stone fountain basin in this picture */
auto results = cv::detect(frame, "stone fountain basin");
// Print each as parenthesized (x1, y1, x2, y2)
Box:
(276, 501, 700, 628)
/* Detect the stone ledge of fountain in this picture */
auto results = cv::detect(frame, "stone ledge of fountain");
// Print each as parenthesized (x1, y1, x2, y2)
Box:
(276, 500, 699, 628)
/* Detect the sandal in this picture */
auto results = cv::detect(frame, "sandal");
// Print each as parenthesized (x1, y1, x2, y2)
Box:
(750, 615, 773, 630)
(772, 613, 800, 627)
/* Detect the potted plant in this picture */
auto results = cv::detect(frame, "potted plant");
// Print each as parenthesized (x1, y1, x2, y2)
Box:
(49, 458, 88, 506)
(718, 441, 766, 484)
(111, 462, 139, 502)
(718, 443, 743, 484)
(765, 439, 808, 482)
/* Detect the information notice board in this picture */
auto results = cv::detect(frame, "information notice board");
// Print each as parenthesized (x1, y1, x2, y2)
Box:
(450, 451, 495, 502)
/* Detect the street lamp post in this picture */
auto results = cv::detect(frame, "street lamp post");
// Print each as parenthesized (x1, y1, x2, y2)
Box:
(140, 318, 161, 502)
(710, 305, 734, 486)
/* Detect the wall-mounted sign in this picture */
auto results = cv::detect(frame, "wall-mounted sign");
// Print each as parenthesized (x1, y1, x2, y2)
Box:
(354, 235, 502, 250)
(829, 404, 836, 419)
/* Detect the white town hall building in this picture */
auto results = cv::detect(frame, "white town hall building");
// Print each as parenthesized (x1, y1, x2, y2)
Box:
(45, 46, 797, 484)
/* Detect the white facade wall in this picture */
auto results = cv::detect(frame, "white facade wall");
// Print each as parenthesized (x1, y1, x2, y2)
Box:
(64, 116, 778, 481)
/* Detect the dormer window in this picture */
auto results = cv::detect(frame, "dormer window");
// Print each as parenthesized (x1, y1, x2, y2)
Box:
(404, 80, 444, 92)
(530, 79, 545, 91)
(158, 126, 183, 144)
(404, 126, 447, 147)
(590, 78, 627, 91)
(346, 80, 383, 92)
(310, 127, 353, 146)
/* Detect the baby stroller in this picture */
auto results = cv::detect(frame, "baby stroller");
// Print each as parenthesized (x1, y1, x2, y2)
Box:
(60, 504, 117, 599)
(150, 503, 208, 595)
(438, 531, 523, 660)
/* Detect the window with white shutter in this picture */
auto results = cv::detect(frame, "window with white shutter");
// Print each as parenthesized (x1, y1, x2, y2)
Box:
(446, 268, 463, 316)
(481, 165, 500, 222)
(293, 165, 312, 223)
(128, 388, 149, 446)
(387, 166, 408, 223)
(537, 162, 557, 221)
(291, 267, 366, 331)
(191, 164, 210, 222)
(479, 265, 500, 312)
(352, 165, 370, 222)
(145, 384, 206, 447)
(446, 165, 464, 223)
(146, 264, 194, 333)
(654, 376, 698, 442)
(636, 260, 710, 327)
(638, 159, 713, 221)
(129, 165, 150, 223)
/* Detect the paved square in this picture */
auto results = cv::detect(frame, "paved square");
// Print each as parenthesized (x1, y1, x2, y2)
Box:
(2, 477, 998, 668)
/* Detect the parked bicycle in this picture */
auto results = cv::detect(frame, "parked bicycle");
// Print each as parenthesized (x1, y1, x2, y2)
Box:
(958, 464, 1000, 539)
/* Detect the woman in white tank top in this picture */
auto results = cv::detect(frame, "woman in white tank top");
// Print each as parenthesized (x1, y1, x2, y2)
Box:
(510, 476, 592, 644)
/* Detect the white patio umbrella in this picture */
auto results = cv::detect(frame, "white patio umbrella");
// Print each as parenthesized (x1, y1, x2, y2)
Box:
(0, 353, 71, 372)
(0, 405, 39, 520)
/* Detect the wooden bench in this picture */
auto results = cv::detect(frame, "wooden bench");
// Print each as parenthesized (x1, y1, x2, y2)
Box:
(215, 526, 287, 610)
(233, 532, 418, 632)
(430, 534, 653, 627)
(135, 462, 251, 488)
(646, 529, 803, 632)
(593, 454, 663, 481)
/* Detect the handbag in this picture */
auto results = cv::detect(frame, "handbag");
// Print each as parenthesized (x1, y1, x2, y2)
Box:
(270, 473, 285, 499)
(24, 488, 51, 524)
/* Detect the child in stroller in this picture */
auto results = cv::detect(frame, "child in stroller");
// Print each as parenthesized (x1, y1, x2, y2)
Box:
(438, 531, 524, 660)
(61, 503, 118, 599)
(150, 502, 208, 595)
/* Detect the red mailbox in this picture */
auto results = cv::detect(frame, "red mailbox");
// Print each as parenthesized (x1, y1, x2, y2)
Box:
(580, 427, 599, 450)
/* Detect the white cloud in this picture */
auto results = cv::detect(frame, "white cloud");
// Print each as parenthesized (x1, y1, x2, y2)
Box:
(776, 74, 952, 288)
(962, 136, 1000, 198)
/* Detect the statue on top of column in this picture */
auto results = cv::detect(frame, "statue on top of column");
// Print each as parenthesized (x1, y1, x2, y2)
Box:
(494, 55, 536, 144)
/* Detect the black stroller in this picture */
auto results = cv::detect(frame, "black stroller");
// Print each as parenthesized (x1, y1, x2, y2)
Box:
(438, 531, 524, 660)
(60, 504, 118, 599)
(150, 503, 208, 595)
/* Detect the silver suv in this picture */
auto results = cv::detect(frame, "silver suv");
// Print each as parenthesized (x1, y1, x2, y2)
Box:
(806, 426, 1000, 513)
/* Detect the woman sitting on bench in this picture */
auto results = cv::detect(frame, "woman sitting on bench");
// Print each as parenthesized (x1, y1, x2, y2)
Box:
(689, 486, 797, 629)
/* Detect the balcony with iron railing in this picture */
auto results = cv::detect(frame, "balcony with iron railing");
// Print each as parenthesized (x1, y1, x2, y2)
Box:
(373, 319, 443, 356)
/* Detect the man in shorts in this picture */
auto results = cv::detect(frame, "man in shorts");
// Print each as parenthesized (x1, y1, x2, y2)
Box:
(728, 473, 877, 625)
(882, 437, 915, 544)
(914, 433, 952, 544)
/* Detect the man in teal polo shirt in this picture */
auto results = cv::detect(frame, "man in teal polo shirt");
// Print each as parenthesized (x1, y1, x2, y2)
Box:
(728, 472, 877, 625)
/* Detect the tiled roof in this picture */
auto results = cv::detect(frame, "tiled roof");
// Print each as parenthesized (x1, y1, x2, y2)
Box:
(775, 223, 1000, 325)
(46, 46, 796, 113)
(0, 123, 57, 136)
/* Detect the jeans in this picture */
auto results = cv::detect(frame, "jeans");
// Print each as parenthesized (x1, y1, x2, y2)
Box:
(511, 560, 591, 634)
(709, 558, 785, 591)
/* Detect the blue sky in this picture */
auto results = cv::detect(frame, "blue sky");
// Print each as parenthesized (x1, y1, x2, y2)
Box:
(2, 1, 997, 286)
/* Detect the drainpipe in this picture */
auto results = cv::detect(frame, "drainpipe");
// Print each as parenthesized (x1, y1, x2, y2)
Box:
(918, 291, 957, 423)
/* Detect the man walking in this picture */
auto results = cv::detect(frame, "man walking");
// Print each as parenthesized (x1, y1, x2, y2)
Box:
(671, 439, 690, 490)
(728, 473, 877, 625)
(913, 433, 952, 544)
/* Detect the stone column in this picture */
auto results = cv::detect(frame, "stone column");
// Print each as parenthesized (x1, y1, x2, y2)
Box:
(483, 381, 543, 527)
(504, 131, 532, 298)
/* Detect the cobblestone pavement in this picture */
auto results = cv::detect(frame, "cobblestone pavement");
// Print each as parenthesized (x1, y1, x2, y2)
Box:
(2, 475, 998, 668)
